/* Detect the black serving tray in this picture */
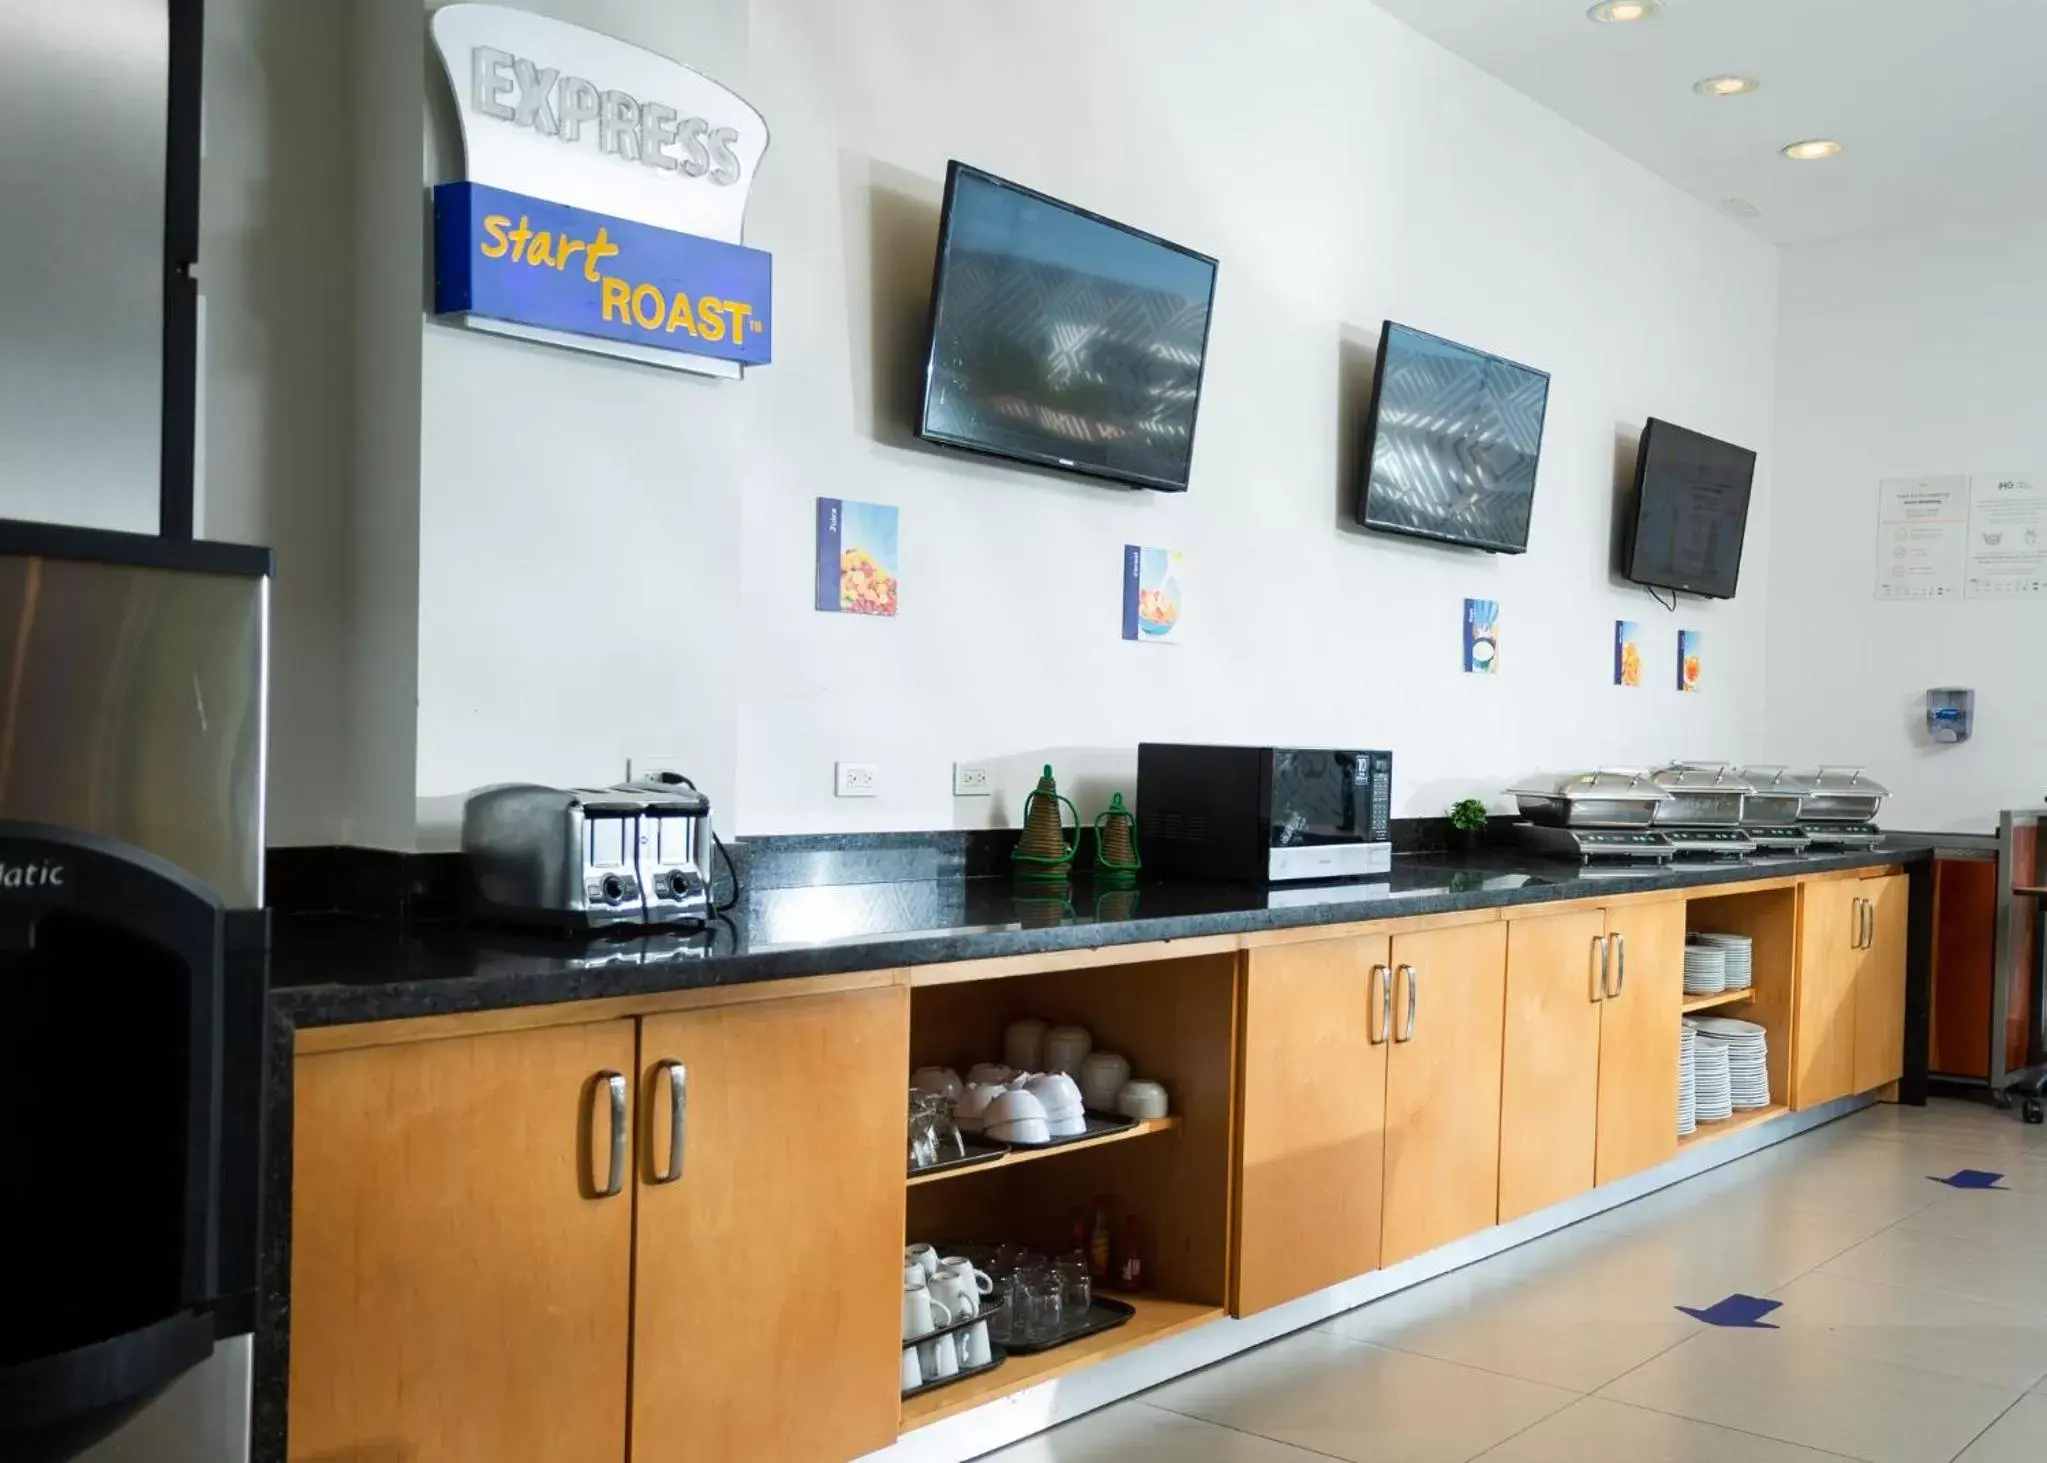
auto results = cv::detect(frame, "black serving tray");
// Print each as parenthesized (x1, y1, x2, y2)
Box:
(983, 1111, 1138, 1151)
(908, 1141, 1006, 1181)
(995, 1296, 1136, 1355)
(901, 1343, 1005, 1400)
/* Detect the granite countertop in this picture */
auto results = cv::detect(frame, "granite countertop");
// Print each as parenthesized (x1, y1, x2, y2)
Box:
(268, 839, 1961, 1029)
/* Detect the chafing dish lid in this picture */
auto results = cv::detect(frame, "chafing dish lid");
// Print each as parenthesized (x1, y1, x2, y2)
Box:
(1648, 761, 1756, 794)
(1795, 765, 1891, 798)
(1508, 769, 1667, 801)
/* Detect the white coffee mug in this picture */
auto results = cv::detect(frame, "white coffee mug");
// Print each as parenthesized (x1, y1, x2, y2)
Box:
(900, 1345, 923, 1392)
(1043, 1024, 1092, 1074)
(939, 1257, 995, 1295)
(919, 1330, 959, 1380)
(1080, 1051, 1132, 1111)
(933, 1261, 992, 1319)
(905, 1243, 941, 1279)
(903, 1268, 939, 1340)
(957, 1319, 993, 1369)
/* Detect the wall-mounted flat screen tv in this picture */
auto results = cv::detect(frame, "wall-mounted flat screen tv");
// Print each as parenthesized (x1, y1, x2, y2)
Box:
(916, 162, 1219, 493)
(1622, 418, 1757, 600)
(1354, 321, 1551, 553)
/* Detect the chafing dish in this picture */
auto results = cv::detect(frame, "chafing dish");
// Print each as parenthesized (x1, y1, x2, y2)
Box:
(1646, 762, 1752, 828)
(1508, 770, 1668, 829)
(1731, 766, 1807, 827)
(1792, 766, 1890, 825)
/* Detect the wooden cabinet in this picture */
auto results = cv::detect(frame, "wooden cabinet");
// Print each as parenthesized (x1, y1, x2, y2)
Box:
(1853, 874, 1910, 1093)
(1234, 935, 1391, 1315)
(289, 1020, 639, 1463)
(1595, 899, 1685, 1185)
(633, 987, 906, 1463)
(1497, 910, 1604, 1223)
(1794, 878, 1871, 1108)
(289, 986, 908, 1463)
(1381, 921, 1508, 1267)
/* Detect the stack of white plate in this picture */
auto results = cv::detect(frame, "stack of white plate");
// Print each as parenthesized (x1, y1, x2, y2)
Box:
(1686, 1018, 1734, 1122)
(1677, 1025, 1698, 1137)
(1691, 933, 1753, 991)
(1692, 1015, 1770, 1109)
(1683, 942, 1728, 996)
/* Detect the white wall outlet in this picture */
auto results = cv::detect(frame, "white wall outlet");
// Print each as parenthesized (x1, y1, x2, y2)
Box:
(835, 761, 880, 798)
(952, 761, 992, 796)
(625, 755, 687, 783)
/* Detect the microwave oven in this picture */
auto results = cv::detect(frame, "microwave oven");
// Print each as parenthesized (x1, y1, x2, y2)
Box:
(1135, 744, 1394, 883)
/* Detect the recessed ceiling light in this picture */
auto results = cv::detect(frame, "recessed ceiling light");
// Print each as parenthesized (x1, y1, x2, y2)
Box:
(1587, 0, 1660, 21)
(1781, 138, 1844, 161)
(1695, 75, 1760, 98)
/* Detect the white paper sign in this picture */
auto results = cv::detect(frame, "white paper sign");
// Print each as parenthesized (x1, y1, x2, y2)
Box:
(1874, 476, 1967, 600)
(1966, 474, 2047, 598)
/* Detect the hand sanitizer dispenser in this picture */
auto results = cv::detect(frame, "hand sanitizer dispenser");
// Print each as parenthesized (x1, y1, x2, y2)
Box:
(1927, 688, 1974, 744)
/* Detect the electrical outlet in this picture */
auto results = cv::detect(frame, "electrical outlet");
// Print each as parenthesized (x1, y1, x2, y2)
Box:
(953, 761, 991, 796)
(835, 761, 880, 798)
(625, 755, 688, 783)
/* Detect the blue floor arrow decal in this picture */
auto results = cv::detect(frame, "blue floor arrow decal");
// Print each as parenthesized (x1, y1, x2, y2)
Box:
(1677, 1293, 1782, 1328)
(1931, 1169, 2008, 1189)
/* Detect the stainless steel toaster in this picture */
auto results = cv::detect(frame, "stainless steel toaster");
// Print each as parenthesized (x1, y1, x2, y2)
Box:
(462, 783, 711, 932)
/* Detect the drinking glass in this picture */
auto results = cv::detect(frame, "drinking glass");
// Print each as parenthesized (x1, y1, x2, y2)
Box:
(1055, 1253, 1092, 1322)
(906, 1092, 964, 1171)
(1020, 1265, 1065, 1345)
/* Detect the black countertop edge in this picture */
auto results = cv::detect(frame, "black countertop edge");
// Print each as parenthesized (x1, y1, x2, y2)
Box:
(268, 843, 1947, 1030)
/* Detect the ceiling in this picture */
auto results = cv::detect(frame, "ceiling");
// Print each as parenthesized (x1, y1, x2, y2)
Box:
(1368, 0, 2047, 244)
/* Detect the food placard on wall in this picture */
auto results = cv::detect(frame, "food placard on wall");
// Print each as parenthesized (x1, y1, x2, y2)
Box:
(1678, 630, 1703, 692)
(428, 3, 772, 378)
(1123, 546, 1185, 644)
(1613, 620, 1643, 687)
(1462, 599, 1499, 674)
(815, 499, 899, 617)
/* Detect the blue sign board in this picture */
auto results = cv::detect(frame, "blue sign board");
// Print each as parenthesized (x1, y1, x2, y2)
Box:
(434, 181, 772, 366)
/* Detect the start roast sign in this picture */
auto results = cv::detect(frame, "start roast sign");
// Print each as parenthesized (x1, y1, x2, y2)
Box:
(429, 4, 772, 377)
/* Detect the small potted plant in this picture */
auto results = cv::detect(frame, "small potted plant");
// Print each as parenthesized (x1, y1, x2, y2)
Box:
(1448, 798, 1490, 857)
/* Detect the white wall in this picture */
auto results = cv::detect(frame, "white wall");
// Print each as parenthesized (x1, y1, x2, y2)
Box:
(727, 0, 1782, 832)
(189, 0, 1787, 845)
(1768, 208, 2047, 835)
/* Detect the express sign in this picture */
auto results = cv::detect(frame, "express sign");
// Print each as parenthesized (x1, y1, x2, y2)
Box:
(428, 4, 772, 376)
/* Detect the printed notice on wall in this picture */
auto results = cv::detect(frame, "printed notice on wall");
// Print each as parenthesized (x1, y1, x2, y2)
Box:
(1966, 474, 2047, 598)
(1874, 476, 1967, 600)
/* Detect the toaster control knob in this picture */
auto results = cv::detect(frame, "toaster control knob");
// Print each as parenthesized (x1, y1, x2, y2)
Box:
(600, 874, 627, 904)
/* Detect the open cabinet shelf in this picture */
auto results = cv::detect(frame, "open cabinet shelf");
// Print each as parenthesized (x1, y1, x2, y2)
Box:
(1682, 989, 1755, 1014)
(899, 1293, 1223, 1431)
(1678, 1103, 1788, 1150)
(908, 1117, 1182, 1188)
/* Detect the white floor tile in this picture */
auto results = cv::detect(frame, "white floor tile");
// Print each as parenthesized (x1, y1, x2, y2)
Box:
(1471, 1394, 1853, 1463)
(1953, 1393, 2047, 1463)
(1597, 1326, 2022, 1463)
(1819, 1225, 2047, 1312)
(1766, 1269, 2047, 1391)
(1900, 1188, 2047, 1253)
(978, 1400, 1336, 1462)
(1146, 1329, 1576, 1463)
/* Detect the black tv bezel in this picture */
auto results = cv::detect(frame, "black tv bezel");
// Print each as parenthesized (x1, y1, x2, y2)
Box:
(1354, 319, 1552, 556)
(1621, 416, 1758, 601)
(914, 160, 1221, 494)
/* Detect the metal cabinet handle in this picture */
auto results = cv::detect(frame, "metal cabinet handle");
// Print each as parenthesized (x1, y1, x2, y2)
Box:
(1591, 936, 1608, 1003)
(1849, 899, 1860, 949)
(651, 1059, 688, 1184)
(1401, 963, 1419, 1042)
(1370, 964, 1392, 1045)
(1613, 932, 1627, 998)
(1863, 898, 1876, 950)
(587, 1071, 628, 1199)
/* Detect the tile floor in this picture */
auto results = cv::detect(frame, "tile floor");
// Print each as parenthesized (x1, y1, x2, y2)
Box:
(985, 1100, 2047, 1463)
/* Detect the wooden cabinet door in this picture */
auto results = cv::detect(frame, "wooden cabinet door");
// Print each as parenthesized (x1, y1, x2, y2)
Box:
(1381, 920, 1508, 1267)
(632, 987, 907, 1463)
(289, 1020, 638, 1463)
(1234, 935, 1391, 1316)
(1854, 874, 1910, 1093)
(1595, 899, 1685, 1186)
(1794, 880, 1861, 1108)
(1497, 910, 1604, 1223)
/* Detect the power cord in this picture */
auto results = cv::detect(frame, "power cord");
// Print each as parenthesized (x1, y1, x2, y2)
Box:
(1644, 584, 1679, 613)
